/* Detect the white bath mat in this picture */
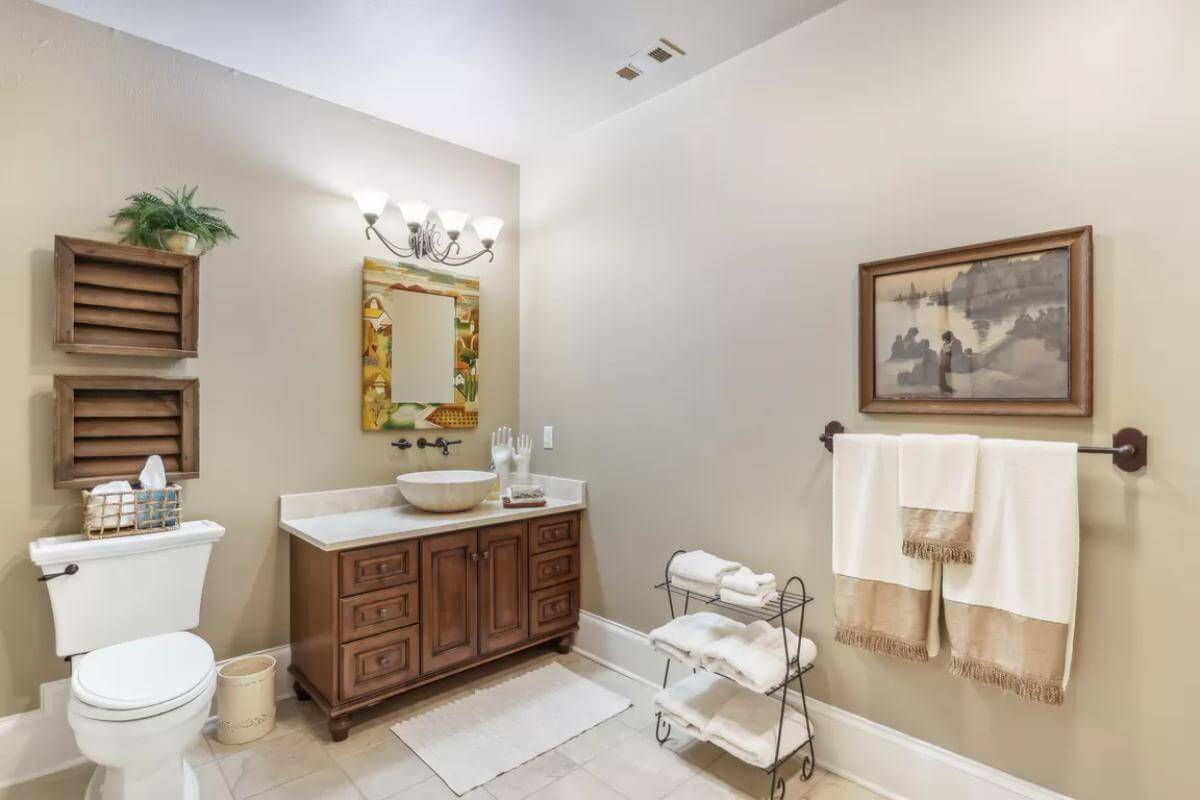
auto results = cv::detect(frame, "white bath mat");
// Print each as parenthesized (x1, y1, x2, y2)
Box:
(391, 662, 631, 795)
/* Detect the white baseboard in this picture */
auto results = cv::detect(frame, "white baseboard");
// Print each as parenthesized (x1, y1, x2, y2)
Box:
(0, 643, 293, 790)
(574, 611, 1072, 800)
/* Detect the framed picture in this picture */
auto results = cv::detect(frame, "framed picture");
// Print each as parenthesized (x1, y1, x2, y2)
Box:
(859, 226, 1092, 416)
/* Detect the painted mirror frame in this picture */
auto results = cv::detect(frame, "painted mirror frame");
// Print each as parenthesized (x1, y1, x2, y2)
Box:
(362, 257, 480, 430)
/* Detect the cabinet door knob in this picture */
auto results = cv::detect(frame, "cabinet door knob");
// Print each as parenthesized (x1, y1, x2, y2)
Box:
(483, 550, 491, 560)
(471, 551, 479, 562)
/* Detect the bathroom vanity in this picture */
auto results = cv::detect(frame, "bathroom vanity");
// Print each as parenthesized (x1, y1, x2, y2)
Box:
(279, 476, 586, 740)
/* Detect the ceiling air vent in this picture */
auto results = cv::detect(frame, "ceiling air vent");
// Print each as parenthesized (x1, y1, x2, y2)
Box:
(647, 46, 673, 63)
(616, 64, 642, 81)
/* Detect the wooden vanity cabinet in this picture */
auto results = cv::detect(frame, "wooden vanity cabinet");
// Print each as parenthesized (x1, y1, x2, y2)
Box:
(289, 511, 581, 742)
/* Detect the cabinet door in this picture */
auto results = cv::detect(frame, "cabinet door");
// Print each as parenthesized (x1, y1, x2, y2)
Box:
(421, 530, 478, 674)
(479, 522, 528, 655)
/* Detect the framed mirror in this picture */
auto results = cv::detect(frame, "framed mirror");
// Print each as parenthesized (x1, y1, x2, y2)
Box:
(362, 257, 480, 430)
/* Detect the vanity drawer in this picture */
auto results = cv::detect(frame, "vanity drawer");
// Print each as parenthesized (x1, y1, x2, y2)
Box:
(529, 514, 579, 555)
(530, 580, 579, 638)
(339, 626, 419, 701)
(339, 583, 419, 643)
(530, 547, 579, 591)
(340, 540, 418, 596)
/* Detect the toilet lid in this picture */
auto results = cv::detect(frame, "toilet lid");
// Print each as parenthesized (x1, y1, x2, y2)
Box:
(73, 632, 215, 712)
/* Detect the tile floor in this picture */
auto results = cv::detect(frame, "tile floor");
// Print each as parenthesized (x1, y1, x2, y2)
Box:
(1, 649, 883, 800)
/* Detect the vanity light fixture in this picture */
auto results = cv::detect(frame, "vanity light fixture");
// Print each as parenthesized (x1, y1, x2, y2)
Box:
(354, 191, 503, 267)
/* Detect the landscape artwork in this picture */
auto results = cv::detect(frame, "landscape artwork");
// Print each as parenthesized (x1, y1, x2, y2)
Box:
(859, 227, 1092, 415)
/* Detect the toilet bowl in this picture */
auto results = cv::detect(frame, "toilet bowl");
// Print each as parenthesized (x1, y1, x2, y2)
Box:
(69, 632, 216, 800)
(30, 521, 225, 800)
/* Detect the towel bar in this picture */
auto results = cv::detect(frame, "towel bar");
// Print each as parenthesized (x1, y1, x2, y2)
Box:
(817, 420, 1148, 472)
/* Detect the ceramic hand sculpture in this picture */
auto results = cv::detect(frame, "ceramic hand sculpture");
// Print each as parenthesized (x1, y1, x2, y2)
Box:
(513, 433, 533, 485)
(490, 426, 514, 496)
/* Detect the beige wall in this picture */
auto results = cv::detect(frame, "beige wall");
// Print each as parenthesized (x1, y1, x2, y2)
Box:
(520, 0, 1199, 796)
(0, 1, 519, 715)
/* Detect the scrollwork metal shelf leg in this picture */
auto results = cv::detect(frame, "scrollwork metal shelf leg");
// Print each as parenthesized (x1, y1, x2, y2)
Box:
(655, 711, 672, 744)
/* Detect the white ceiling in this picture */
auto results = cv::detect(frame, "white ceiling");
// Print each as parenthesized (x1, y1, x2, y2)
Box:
(34, 0, 840, 163)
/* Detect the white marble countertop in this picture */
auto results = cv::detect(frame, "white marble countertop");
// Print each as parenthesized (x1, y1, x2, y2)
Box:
(279, 474, 586, 551)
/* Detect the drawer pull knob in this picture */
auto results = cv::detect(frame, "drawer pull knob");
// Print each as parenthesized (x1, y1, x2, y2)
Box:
(379, 563, 390, 573)
(379, 608, 389, 618)
(379, 656, 390, 667)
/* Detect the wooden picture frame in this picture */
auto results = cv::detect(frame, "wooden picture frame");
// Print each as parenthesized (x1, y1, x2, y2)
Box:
(54, 236, 199, 358)
(859, 226, 1092, 416)
(54, 375, 200, 488)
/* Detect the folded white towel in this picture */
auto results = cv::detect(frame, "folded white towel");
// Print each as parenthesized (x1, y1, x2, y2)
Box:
(653, 672, 740, 736)
(718, 587, 780, 609)
(720, 566, 776, 596)
(85, 480, 136, 531)
(702, 620, 817, 693)
(649, 612, 744, 666)
(655, 706, 704, 740)
(899, 433, 980, 564)
(669, 550, 742, 586)
(706, 689, 814, 769)
(670, 575, 720, 596)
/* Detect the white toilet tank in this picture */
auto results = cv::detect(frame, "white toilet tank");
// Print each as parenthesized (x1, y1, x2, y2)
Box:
(29, 521, 225, 657)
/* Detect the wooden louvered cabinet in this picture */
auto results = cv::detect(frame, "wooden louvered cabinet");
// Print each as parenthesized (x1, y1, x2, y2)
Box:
(54, 236, 199, 359)
(288, 511, 582, 742)
(53, 375, 199, 488)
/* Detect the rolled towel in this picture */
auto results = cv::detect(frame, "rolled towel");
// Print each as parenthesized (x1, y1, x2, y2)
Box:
(706, 689, 813, 769)
(649, 612, 744, 666)
(669, 550, 742, 586)
(653, 671, 740, 737)
(719, 587, 780, 610)
(85, 480, 136, 531)
(721, 566, 776, 596)
(702, 620, 817, 693)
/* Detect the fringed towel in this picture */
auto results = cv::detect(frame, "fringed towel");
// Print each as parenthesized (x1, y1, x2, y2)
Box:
(648, 612, 744, 667)
(942, 439, 1079, 705)
(833, 434, 940, 662)
(899, 433, 980, 564)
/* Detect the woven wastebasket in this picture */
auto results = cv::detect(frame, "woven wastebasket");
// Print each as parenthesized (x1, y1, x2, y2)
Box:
(216, 655, 277, 745)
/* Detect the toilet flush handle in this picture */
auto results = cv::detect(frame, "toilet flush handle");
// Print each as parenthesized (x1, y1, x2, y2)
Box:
(38, 563, 79, 582)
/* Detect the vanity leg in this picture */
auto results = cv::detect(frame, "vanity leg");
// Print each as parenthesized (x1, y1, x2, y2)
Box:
(292, 681, 311, 702)
(555, 634, 574, 655)
(328, 715, 352, 743)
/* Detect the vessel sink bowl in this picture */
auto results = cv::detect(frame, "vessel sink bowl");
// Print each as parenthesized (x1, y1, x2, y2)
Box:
(396, 470, 496, 512)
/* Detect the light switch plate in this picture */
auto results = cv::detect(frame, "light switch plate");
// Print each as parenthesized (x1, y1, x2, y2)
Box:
(543, 426, 554, 449)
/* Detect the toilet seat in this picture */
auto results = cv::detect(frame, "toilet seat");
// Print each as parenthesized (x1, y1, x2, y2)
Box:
(72, 632, 215, 722)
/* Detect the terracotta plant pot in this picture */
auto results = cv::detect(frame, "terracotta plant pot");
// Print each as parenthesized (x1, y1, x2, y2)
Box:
(160, 230, 199, 255)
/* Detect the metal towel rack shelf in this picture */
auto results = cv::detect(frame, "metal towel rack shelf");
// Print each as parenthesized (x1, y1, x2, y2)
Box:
(817, 420, 1148, 472)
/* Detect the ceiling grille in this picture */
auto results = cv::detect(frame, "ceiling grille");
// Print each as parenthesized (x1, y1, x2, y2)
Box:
(616, 65, 641, 81)
(647, 46, 672, 63)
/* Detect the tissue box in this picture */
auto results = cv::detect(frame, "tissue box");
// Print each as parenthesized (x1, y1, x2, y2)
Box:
(81, 483, 183, 539)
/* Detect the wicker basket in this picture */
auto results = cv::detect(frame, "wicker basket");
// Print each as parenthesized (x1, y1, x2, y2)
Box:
(81, 483, 183, 539)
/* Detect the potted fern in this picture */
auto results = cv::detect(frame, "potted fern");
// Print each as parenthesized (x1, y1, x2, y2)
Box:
(112, 186, 237, 255)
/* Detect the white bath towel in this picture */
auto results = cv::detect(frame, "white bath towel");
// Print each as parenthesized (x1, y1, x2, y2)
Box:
(899, 434, 980, 564)
(653, 671, 740, 737)
(833, 434, 940, 661)
(669, 550, 742, 586)
(706, 688, 813, 770)
(669, 575, 720, 596)
(655, 706, 704, 739)
(648, 612, 744, 667)
(85, 480, 136, 531)
(942, 439, 1079, 706)
(721, 566, 776, 596)
(718, 587, 780, 609)
(701, 620, 817, 693)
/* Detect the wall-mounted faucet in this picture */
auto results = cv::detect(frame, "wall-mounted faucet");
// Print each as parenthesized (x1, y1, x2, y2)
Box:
(418, 436, 461, 456)
(391, 439, 412, 450)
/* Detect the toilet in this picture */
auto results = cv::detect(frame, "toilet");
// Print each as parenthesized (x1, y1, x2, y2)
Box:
(30, 521, 225, 800)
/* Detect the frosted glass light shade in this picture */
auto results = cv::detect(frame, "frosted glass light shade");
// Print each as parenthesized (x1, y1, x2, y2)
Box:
(398, 200, 431, 228)
(438, 209, 469, 236)
(472, 216, 504, 246)
(354, 190, 389, 220)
